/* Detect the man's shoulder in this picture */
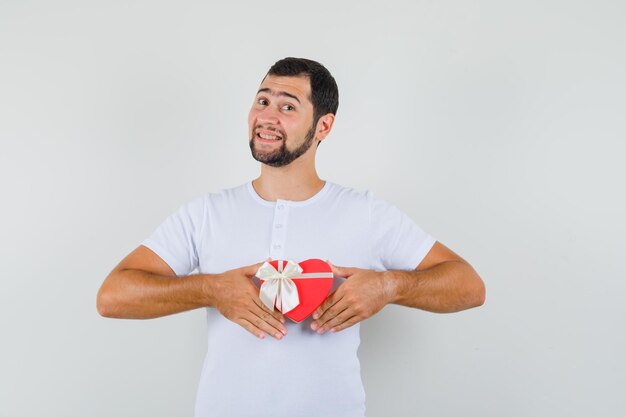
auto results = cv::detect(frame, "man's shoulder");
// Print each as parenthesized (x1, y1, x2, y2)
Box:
(325, 181, 373, 202)
(327, 182, 412, 218)
(194, 181, 249, 202)
(171, 182, 249, 215)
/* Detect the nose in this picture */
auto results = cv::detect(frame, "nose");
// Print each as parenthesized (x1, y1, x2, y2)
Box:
(257, 105, 280, 125)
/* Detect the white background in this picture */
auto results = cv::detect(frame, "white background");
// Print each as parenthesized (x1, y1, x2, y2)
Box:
(1, 1, 625, 416)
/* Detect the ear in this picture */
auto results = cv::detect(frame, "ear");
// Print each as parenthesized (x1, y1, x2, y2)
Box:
(315, 113, 335, 143)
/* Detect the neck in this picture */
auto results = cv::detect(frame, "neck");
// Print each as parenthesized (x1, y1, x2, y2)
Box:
(252, 154, 325, 202)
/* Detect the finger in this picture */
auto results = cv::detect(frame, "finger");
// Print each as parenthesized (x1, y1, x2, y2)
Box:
(316, 303, 352, 334)
(318, 308, 355, 333)
(251, 296, 287, 330)
(251, 293, 286, 323)
(311, 298, 349, 330)
(312, 289, 342, 320)
(247, 310, 286, 340)
(329, 314, 361, 333)
(243, 261, 267, 277)
(237, 317, 267, 339)
(327, 261, 356, 279)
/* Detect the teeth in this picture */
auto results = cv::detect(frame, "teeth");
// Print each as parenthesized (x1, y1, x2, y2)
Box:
(259, 133, 281, 140)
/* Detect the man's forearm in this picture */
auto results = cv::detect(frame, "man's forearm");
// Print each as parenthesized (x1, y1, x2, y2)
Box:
(97, 269, 215, 319)
(384, 260, 485, 313)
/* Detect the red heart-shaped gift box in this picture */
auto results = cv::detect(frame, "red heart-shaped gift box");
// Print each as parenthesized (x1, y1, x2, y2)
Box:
(258, 259, 334, 323)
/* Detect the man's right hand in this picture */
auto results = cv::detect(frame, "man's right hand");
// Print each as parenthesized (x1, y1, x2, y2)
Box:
(207, 261, 288, 340)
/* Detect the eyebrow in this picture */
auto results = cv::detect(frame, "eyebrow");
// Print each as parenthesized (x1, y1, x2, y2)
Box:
(256, 88, 301, 104)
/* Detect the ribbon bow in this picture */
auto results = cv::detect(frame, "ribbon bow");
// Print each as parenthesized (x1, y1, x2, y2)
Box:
(256, 260, 302, 314)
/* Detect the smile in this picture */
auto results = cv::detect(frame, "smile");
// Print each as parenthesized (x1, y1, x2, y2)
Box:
(258, 133, 282, 140)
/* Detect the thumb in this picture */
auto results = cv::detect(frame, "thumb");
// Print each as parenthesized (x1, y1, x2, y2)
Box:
(244, 258, 271, 277)
(327, 260, 355, 278)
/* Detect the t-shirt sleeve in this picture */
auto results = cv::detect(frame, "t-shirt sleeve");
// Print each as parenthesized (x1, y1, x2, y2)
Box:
(369, 193, 436, 271)
(141, 196, 206, 276)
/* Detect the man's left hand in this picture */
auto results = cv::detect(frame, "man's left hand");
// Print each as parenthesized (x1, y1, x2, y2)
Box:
(310, 262, 394, 334)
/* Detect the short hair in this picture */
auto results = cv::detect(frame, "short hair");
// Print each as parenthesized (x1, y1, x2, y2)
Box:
(266, 57, 339, 126)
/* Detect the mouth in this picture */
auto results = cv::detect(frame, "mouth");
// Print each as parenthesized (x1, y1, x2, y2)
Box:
(255, 128, 283, 143)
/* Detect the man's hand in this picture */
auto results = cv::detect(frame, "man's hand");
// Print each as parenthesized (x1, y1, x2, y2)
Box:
(208, 261, 288, 340)
(310, 262, 394, 334)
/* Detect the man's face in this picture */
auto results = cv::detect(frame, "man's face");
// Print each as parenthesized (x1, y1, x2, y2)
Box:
(248, 74, 317, 167)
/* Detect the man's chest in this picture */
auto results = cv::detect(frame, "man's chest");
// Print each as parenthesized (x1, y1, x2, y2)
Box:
(198, 203, 372, 273)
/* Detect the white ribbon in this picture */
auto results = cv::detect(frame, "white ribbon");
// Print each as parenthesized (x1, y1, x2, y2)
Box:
(256, 260, 302, 314)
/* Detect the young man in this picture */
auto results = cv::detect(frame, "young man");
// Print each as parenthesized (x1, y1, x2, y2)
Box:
(97, 57, 485, 417)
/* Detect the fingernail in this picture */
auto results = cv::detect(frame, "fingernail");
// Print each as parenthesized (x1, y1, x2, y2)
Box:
(281, 327, 287, 335)
(311, 322, 318, 330)
(313, 313, 319, 319)
(280, 317, 285, 324)
(259, 333, 265, 339)
(317, 328, 325, 334)
(275, 332, 283, 339)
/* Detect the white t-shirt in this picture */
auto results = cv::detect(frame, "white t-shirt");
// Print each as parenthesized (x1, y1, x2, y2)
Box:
(142, 180, 436, 417)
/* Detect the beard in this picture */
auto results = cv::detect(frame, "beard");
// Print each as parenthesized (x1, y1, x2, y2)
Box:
(249, 123, 317, 167)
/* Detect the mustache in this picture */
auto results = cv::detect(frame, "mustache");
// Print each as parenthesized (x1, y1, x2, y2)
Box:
(254, 125, 287, 138)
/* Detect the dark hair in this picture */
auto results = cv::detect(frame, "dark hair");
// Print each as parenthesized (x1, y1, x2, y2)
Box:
(266, 57, 339, 126)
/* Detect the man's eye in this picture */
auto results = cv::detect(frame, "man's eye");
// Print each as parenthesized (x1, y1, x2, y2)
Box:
(282, 104, 295, 111)
(258, 98, 268, 105)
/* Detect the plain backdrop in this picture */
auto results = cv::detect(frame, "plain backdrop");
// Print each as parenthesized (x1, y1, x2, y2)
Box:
(1, 1, 625, 416)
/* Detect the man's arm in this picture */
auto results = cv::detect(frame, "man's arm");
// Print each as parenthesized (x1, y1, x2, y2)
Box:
(310, 241, 485, 333)
(386, 241, 485, 313)
(96, 245, 287, 340)
(97, 245, 210, 319)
